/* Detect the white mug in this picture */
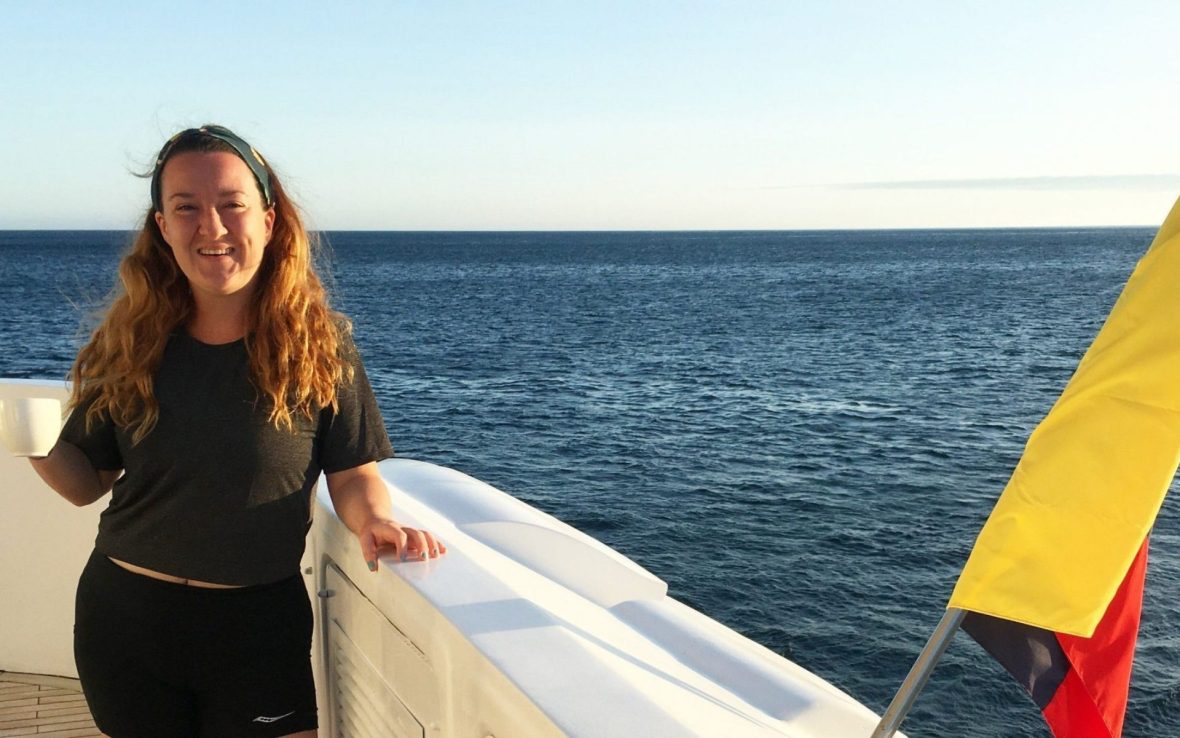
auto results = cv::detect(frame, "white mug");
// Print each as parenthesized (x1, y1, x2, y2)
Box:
(0, 397, 63, 457)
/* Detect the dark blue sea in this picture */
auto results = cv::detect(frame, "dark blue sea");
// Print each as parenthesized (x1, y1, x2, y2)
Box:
(2, 229, 1178, 737)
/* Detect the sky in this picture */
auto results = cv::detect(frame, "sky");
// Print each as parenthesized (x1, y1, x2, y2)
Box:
(2, 0, 1179, 230)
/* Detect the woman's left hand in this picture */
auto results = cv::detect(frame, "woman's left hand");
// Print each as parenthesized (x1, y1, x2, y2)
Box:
(358, 517, 447, 572)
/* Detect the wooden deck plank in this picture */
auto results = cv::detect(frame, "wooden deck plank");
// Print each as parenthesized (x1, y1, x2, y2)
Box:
(0, 679, 99, 738)
(32, 697, 87, 707)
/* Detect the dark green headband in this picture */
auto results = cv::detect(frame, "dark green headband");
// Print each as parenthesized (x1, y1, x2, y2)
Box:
(150, 125, 274, 212)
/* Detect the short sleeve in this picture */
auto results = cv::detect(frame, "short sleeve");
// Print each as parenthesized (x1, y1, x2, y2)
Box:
(59, 392, 123, 471)
(317, 340, 395, 474)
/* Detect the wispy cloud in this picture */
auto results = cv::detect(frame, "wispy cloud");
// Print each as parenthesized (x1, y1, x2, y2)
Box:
(760, 175, 1180, 191)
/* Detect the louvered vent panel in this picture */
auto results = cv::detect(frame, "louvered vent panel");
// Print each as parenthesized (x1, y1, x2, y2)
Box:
(329, 619, 425, 738)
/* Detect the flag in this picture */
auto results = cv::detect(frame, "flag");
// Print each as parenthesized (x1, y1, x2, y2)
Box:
(947, 196, 1180, 736)
(962, 539, 1147, 737)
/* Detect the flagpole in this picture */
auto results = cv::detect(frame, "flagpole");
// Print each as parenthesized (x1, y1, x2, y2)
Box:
(869, 607, 966, 738)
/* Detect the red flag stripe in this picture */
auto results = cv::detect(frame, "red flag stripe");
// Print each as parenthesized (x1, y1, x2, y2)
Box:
(1043, 667, 1116, 737)
(1050, 538, 1148, 738)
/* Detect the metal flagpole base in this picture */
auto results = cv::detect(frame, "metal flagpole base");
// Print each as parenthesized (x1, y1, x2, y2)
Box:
(870, 607, 966, 738)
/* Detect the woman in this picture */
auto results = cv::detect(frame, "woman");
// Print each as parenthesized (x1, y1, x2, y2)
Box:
(27, 124, 444, 738)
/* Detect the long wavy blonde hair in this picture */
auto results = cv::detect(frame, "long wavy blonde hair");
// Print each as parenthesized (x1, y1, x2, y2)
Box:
(69, 132, 352, 443)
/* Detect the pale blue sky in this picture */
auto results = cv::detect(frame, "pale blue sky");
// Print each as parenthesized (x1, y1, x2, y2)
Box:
(2, 0, 1178, 230)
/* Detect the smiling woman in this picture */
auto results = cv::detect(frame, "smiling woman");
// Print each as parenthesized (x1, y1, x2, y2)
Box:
(14, 125, 447, 738)
(154, 151, 276, 326)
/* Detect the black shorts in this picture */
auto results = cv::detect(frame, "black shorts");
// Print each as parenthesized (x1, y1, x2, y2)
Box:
(73, 549, 318, 738)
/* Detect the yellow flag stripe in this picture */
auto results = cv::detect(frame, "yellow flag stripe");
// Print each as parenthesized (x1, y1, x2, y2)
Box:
(948, 197, 1180, 637)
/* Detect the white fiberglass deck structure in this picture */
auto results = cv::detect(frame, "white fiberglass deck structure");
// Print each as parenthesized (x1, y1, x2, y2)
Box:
(1, 378, 901, 737)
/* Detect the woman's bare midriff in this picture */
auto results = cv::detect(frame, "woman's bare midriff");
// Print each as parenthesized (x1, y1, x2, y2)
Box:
(107, 556, 247, 589)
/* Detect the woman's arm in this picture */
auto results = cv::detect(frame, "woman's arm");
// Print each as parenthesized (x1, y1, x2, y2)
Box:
(28, 441, 120, 507)
(326, 462, 445, 572)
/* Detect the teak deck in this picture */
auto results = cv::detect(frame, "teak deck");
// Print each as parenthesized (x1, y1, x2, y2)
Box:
(0, 675, 100, 737)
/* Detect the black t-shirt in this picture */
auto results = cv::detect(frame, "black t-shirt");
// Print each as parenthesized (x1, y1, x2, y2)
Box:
(59, 332, 395, 585)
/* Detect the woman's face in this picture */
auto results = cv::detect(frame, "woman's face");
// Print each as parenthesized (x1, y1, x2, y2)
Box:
(153, 151, 275, 307)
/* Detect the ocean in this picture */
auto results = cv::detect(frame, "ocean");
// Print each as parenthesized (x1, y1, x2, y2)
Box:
(2, 228, 1177, 737)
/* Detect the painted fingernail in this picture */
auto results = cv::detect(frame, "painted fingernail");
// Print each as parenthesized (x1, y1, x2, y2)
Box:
(420, 551, 427, 560)
(430, 549, 438, 556)
(367, 560, 377, 572)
